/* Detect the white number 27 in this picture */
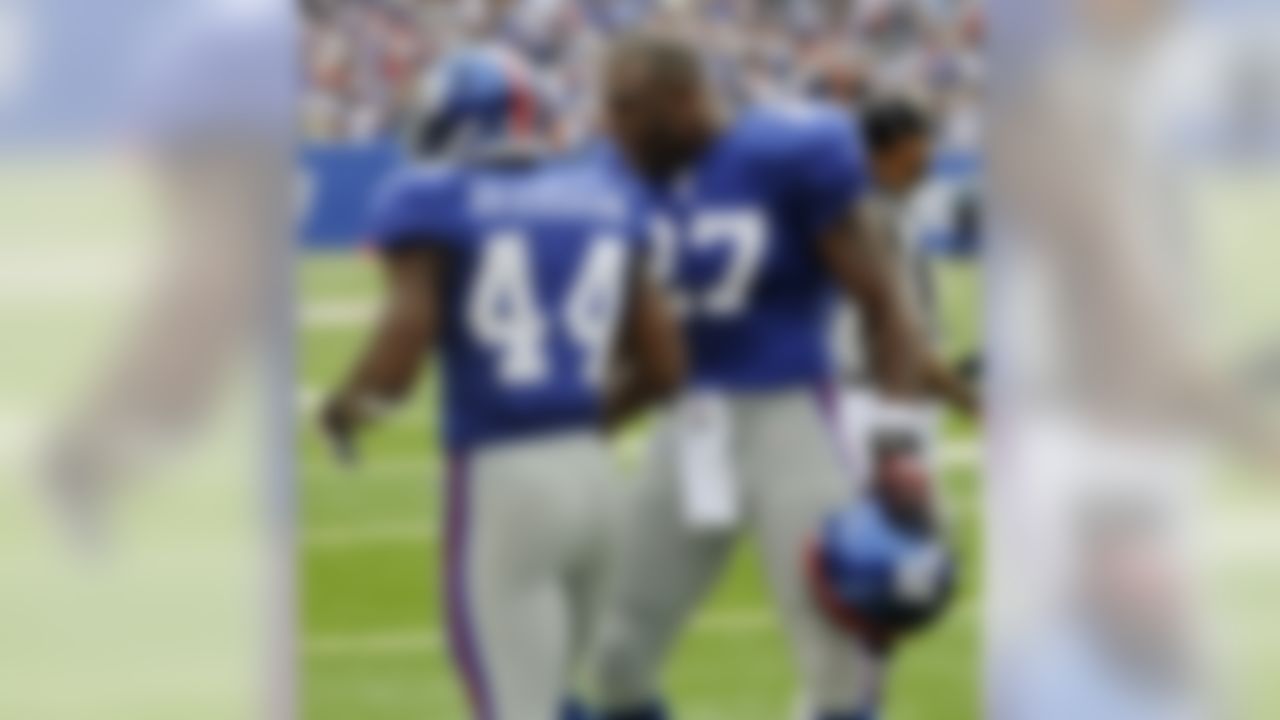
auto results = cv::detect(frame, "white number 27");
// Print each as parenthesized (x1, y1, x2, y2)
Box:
(467, 232, 628, 388)
(652, 209, 767, 318)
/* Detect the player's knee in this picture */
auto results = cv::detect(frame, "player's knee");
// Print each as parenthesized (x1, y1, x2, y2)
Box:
(592, 640, 653, 704)
(590, 619, 661, 706)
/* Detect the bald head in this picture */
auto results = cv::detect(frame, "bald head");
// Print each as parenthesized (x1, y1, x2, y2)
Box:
(602, 32, 720, 180)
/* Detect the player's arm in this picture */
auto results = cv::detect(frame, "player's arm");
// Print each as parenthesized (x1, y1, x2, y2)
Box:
(818, 207, 979, 416)
(604, 267, 687, 430)
(320, 244, 445, 460)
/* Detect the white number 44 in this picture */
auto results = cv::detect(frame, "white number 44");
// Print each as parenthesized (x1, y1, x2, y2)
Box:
(467, 232, 628, 388)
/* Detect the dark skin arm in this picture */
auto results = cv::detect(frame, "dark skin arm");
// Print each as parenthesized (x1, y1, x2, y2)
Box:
(818, 207, 979, 416)
(604, 266, 687, 429)
(320, 244, 445, 460)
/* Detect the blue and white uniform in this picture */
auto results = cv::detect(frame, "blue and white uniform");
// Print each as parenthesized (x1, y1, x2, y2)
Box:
(373, 156, 644, 449)
(371, 152, 645, 720)
(594, 103, 886, 720)
(647, 103, 864, 389)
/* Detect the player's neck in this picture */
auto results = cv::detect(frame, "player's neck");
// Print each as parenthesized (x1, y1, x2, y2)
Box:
(692, 107, 728, 157)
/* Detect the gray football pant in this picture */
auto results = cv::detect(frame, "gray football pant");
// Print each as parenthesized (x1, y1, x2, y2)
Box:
(591, 388, 886, 714)
(443, 431, 621, 720)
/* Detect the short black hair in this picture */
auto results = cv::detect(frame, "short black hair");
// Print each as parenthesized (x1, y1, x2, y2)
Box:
(606, 31, 706, 91)
(861, 98, 932, 154)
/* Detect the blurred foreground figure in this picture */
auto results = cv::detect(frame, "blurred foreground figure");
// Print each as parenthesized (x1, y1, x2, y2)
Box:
(12, 0, 295, 718)
(321, 47, 684, 720)
(46, 0, 294, 545)
(589, 32, 974, 720)
(989, 0, 1280, 717)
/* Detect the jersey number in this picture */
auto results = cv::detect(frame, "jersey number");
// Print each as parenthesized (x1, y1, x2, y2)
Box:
(652, 210, 767, 318)
(467, 232, 628, 388)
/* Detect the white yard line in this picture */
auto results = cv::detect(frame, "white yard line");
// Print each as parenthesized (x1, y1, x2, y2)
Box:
(304, 524, 437, 549)
(0, 413, 40, 469)
(0, 245, 146, 301)
(297, 386, 321, 414)
(304, 457, 437, 479)
(305, 608, 776, 658)
(307, 629, 444, 657)
(939, 440, 982, 469)
(305, 601, 979, 658)
(302, 298, 378, 329)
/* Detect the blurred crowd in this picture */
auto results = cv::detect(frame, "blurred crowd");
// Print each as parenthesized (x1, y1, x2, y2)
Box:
(301, 0, 983, 155)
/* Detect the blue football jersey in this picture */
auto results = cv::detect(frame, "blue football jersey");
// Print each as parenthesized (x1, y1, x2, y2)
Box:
(369, 154, 644, 448)
(637, 102, 867, 389)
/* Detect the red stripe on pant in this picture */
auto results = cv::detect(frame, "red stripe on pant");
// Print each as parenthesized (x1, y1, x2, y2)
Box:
(444, 453, 494, 720)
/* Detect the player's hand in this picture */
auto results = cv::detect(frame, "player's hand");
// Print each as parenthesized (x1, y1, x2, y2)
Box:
(319, 392, 362, 468)
(925, 357, 981, 419)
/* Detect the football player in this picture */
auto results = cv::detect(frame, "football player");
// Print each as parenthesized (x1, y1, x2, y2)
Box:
(588, 34, 975, 720)
(320, 47, 685, 720)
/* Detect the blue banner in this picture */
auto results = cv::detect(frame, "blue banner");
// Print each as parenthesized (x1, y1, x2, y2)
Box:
(299, 142, 402, 250)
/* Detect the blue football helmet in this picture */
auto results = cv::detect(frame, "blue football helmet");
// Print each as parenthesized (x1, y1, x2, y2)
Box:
(808, 433, 957, 650)
(410, 46, 555, 161)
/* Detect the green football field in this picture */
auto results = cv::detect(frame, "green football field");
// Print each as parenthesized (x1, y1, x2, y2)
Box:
(299, 253, 983, 720)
